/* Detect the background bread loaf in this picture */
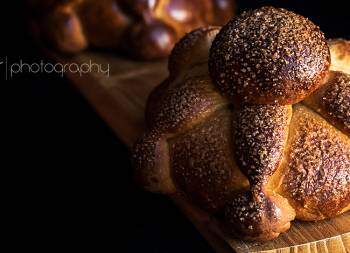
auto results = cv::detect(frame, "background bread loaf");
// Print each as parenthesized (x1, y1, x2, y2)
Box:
(28, 0, 236, 59)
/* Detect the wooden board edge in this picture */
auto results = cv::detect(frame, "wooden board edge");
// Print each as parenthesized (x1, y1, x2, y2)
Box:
(249, 232, 350, 253)
(171, 193, 350, 253)
(35, 34, 350, 251)
(58, 62, 350, 253)
(59, 63, 350, 253)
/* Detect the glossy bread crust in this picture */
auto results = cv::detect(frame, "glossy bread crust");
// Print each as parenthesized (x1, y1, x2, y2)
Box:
(209, 7, 330, 105)
(280, 105, 350, 220)
(133, 7, 350, 241)
(29, 0, 235, 59)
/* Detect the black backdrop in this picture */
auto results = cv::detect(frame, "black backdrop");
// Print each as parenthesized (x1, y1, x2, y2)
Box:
(1, 1, 349, 252)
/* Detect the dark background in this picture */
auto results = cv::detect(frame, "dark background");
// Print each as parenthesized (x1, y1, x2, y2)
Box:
(1, 1, 349, 252)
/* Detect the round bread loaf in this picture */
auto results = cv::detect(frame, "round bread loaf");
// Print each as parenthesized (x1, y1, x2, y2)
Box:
(133, 7, 350, 241)
(209, 6, 331, 105)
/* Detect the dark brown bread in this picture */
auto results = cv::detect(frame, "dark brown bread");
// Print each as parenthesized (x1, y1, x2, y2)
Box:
(77, 0, 131, 49)
(41, 3, 88, 53)
(225, 104, 295, 240)
(29, 0, 236, 59)
(133, 7, 350, 241)
(209, 7, 330, 105)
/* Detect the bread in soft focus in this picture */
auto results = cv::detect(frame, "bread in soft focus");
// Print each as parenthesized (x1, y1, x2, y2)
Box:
(33, 1, 87, 53)
(29, 0, 236, 59)
(133, 7, 350, 241)
(329, 39, 350, 75)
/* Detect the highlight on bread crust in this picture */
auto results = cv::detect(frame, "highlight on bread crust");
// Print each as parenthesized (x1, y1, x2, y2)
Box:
(329, 39, 350, 75)
(133, 6, 350, 241)
(29, 0, 236, 59)
(42, 3, 88, 53)
(209, 6, 331, 105)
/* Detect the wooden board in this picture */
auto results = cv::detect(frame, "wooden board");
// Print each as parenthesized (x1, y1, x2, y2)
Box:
(50, 51, 350, 253)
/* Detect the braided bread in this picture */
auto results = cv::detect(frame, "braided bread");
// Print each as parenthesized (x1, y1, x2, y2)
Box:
(28, 0, 235, 59)
(133, 6, 350, 240)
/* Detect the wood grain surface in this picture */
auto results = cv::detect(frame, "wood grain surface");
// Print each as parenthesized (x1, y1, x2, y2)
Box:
(51, 51, 350, 253)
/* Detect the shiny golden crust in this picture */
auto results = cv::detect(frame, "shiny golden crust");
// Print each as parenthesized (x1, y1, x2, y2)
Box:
(42, 4, 88, 53)
(280, 105, 350, 220)
(209, 0, 236, 25)
(133, 7, 350, 241)
(126, 20, 178, 60)
(329, 39, 350, 74)
(28, 0, 81, 14)
(30, 0, 236, 59)
(153, 0, 209, 34)
(209, 6, 330, 105)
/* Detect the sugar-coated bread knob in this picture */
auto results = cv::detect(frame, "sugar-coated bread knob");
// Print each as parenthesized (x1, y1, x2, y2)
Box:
(209, 6, 331, 105)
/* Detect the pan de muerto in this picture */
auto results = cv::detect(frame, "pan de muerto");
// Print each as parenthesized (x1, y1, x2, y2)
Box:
(133, 6, 350, 240)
